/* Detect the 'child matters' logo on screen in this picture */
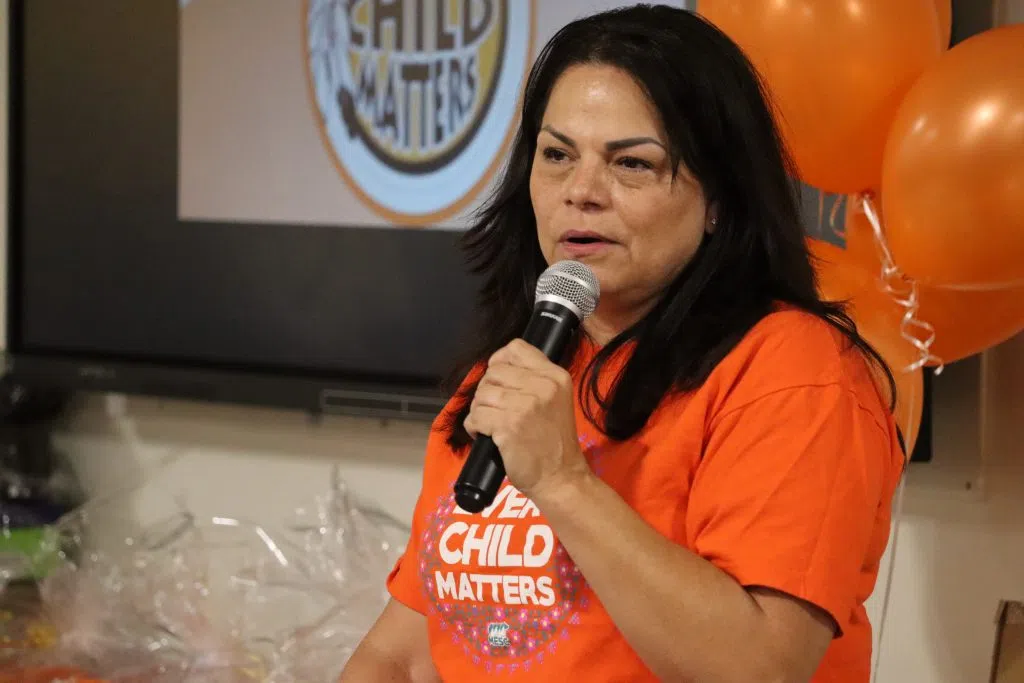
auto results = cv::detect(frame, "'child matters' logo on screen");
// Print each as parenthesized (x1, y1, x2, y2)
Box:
(306, 0, 533, 224)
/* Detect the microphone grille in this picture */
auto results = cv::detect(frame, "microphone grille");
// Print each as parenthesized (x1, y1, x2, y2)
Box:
(535, 260, 600, 319)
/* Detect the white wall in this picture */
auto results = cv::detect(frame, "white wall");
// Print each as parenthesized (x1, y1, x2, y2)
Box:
(2, 4, 1023, 682)
(997, 0, 1024, 23)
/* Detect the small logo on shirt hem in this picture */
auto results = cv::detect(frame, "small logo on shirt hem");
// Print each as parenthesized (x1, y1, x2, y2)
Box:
(487, 621, 512, 648)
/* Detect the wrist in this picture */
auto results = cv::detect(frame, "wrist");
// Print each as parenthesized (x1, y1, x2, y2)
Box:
(527, 462, 602, 516)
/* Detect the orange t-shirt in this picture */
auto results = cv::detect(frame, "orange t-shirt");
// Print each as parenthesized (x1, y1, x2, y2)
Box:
(387, 307, 905, 682)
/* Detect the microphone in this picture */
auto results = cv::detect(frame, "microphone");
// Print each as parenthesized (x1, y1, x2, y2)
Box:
(453, 260, 601, 514)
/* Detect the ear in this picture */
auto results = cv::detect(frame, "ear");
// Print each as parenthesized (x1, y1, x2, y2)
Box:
(706, 207, 719, 234)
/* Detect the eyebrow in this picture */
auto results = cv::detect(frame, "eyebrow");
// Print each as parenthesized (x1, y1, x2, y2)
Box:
(540, 125, 666, 153)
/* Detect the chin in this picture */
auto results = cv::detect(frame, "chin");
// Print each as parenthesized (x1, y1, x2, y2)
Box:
(586, 266, 621, 297)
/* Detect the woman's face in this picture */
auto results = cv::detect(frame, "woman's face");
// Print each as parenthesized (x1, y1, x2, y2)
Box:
(530, 63, 712, 329)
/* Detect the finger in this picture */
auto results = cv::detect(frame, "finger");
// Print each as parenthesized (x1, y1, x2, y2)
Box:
(490, 340, 572, 388)
(478, 362, 532, 390)
(464, 404, 504, 439)
(473, 381, 543, 415)
(472, 381, 509, 409)
(478, 370, 562, 412)
(497, 341, 575, 395)
(489, 339, 551, 370)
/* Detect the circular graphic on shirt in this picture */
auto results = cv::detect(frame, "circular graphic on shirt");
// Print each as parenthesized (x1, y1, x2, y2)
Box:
(305, 0, 534, 225)
(418, 489, 589, 674)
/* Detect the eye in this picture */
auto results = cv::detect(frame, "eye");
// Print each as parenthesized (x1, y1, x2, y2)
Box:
(542, 147, 570, 163)
(617, 156, 653, 172)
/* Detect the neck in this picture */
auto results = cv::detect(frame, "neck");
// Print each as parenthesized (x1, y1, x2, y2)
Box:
(582, 301, 652, 346)
(581, 318, 620, 347)
(582, 287, 669, 345)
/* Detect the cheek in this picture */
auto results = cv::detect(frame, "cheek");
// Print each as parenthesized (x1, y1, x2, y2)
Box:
(661, 231, 704, 276)
(664, 224, 706, 278)
(530, 173, 558, 232)
(528, 170, 541, 211)
(622, 198, 705, 273)
(530, 170, 554, 208)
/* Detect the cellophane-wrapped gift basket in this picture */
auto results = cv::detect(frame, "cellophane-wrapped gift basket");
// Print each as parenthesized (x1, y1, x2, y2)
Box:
(0, 463, 406, 682)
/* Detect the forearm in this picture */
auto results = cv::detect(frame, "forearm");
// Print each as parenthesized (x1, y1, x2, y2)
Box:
(532, 473, 786, 683)
(340, 640, 441, 683)
(339, 642, 411, 683)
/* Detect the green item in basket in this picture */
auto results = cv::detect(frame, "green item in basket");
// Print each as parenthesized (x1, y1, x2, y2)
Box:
(0, 526, 62, 582)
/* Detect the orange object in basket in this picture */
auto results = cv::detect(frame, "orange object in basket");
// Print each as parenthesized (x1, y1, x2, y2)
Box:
(0, 666, 108, 682)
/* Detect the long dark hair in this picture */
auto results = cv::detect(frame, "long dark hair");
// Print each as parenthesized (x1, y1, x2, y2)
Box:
(441, 4, 897, 450)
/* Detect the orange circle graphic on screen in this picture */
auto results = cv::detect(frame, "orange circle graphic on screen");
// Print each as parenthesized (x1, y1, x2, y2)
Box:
(305, 0, 535, 226)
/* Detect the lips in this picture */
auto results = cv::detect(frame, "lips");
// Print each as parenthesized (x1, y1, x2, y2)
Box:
(559, 230, 615, 246)
(557, 230, 616, 258)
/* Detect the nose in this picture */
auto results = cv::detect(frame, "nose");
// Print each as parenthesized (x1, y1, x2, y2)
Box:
(565, 158, 609, 210)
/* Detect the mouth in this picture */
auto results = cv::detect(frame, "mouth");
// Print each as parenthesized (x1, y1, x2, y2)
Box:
(557, 231, 617, 258)
(559, 230, 616, 246)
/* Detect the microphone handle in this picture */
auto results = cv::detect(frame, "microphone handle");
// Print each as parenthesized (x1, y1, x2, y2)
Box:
(453, 300, 581, 513)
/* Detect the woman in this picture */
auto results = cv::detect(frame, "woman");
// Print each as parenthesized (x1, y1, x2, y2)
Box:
(341, 5, 905, 682)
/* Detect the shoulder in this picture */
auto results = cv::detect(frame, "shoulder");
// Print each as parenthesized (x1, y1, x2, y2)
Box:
(707, 305, 890, 427)
(732, 306, 847, 378)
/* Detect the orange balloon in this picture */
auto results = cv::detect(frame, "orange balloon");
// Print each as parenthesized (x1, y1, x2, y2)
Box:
(809, 239, 919, 370)
(700, 0, 942, 194)
(918, 285, 1024, 362)
(809, 240, 925, 453)
(813, 196, 1024, 363)
(881, 24, 1024, 289)
(935, 0, 952, 48)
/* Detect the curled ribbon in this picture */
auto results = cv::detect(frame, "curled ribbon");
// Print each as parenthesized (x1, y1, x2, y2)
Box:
(856, 192, 943, 374)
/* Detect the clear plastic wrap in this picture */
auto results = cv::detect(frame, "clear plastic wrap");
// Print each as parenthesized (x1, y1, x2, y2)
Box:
(0, 465, 407, 682)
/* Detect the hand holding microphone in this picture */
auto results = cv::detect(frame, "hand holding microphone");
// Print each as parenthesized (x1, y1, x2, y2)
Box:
(454, 260, 600, 513)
